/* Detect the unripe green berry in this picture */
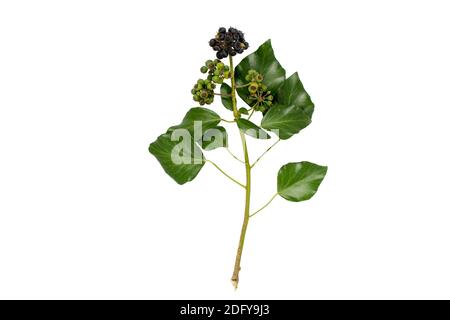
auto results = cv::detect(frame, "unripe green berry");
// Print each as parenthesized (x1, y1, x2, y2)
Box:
(248, 82, 258, 93)
(200, 66, 208, 73)
(212, 76, 222, 84)
(193, 95, 200, 102)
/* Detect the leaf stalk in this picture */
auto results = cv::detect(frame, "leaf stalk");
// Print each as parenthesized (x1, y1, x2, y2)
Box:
(206, 159, 245, 188)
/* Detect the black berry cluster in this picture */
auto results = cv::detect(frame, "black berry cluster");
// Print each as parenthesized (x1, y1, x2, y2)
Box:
(200, 59, 230, 84)
(209, 27, 249, 59)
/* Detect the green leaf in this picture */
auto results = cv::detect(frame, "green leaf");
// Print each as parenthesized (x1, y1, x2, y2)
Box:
(198, 126, 228, 151)
(235, 40, 286, 106)
(261, 104, 311, 140)
(149, 132, 205, 185)
(277, 162, 327, 202)
(220, 83, 233, 111)
(277, 72, 314, 119)
(236, 118, 271, 139)
(238, 107, 249, 115)
(168, 107, 221, 135)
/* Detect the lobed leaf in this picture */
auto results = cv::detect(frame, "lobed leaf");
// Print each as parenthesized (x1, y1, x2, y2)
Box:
(168, 107, 221, 135)
(235, 40, 286, 107)
(198, 126, 228, 150)
(277, 161, 327, 202)
(236, 118, 271, 139)
(220, 83, 233, 111)
(276, 72, 314, 119)
(261, 104, 311, 140)
(149, 133, 205, 185)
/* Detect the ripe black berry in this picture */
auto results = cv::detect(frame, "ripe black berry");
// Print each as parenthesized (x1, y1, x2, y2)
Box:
(209, 27, 249, 60)
(216, 50, 228, 59)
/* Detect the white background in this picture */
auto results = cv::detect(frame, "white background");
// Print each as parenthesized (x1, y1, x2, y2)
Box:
(1, 0, 450, 299)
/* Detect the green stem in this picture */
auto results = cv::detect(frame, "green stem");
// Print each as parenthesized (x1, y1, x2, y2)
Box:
(251, 138, 281, 168)
(236, 83, 251, 89)
(229, 55, 252, 289)
(247, 102, 259, 120)
(229, 56, 239, 118)
(226, 147, 244, 164)
(249, 193, 278, 218)
(247, 108, 255, 120)
(232, 131, 251, 289)
(221, 118, 235, 123)
(206, 160, 245, 188)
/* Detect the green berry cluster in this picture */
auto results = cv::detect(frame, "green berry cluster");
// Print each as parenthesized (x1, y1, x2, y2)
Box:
(191, 79, 216, 105)
(245, 70, 273, 113)
(200, 59, 230, 84)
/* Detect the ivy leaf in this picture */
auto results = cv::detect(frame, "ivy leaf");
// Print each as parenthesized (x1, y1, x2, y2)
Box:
(149, 132, 205, 185)
(238, 107, 249, 115)
(277, 72, 314, 119)
(168, 107, 221, 136)
(198, 126, 228, 151)
(261, 104, 311, 140)
(236, 118, 271, 139)
(220, 83, 233, 111)
(235, 40, 286, 107)
(277, 162, 327, 202)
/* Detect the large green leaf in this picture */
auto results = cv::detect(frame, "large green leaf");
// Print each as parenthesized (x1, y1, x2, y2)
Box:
(235, 40, 286, 106)
(261, 104, 311, 140)
(149, 132, 205, 185)
(220, 83, 233, 111)
(277, 162, 327, 202)
(168, 107, 221, 136)
(198, 126, 228, 150)
(277, 72, 314, 119)
(236, 118, 271, 139)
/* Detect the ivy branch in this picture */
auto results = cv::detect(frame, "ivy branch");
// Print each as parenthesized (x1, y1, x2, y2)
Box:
(148, 27, 328, 289)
